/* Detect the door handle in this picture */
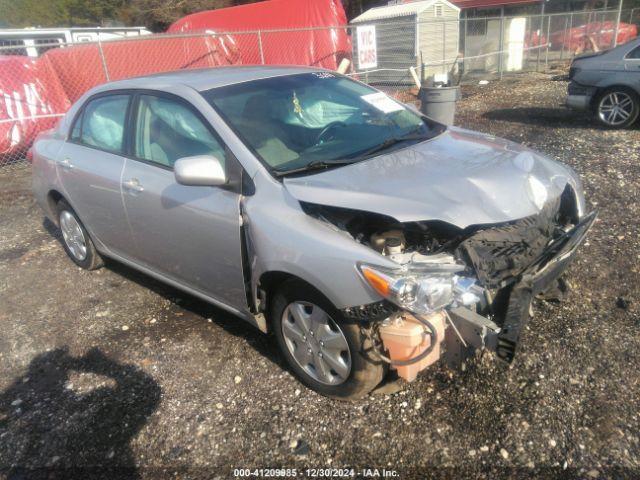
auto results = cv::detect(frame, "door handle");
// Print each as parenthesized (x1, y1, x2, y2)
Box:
(123, 178, 144, 193)
(57, 158, 74, 171)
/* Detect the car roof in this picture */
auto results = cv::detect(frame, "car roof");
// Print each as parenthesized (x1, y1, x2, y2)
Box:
(93, 65, 324, 94)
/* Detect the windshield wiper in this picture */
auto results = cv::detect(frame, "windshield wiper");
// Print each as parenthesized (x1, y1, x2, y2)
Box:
(273, 159, 355, 177)
(274, 128, 431, 177)
(348, 132, 429, 161)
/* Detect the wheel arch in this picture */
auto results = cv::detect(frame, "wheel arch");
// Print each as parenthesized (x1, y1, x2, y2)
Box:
(46, 191, 104, 253)
(257, 271, 336, 330)
(46, 189, 65, 225)
(590, 84, 640, 110)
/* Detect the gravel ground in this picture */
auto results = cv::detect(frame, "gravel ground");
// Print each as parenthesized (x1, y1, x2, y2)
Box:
(0, 72, 639, 479)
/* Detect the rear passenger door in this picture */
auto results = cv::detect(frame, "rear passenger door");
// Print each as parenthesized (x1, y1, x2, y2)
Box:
(56, 93, 134, 258)
(121, 92, 247, 311)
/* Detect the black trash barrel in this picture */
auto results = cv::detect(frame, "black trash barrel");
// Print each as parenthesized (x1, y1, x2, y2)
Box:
(418, 86, 460, 126)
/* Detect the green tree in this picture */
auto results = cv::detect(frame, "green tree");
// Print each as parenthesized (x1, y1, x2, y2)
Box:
(128, 0, 235, 31)
(0, 0, 385, 30)
(0, 0, 131, 27)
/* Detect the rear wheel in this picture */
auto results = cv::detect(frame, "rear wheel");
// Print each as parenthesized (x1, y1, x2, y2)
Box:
(595, 87, 640, 128)
(271, 280, 386, 400)
(56, 199, 103, 270)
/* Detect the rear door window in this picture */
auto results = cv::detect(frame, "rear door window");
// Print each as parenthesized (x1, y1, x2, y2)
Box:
(78, 95, 130, 154)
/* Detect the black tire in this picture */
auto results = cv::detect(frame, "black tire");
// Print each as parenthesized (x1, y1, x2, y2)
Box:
(56, 199, 103, 270)
(594, 87, 640, 128)
(271, 280, 386, 400)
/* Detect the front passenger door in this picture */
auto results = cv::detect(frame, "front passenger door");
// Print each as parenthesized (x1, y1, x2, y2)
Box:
(122, 93, 247, 311)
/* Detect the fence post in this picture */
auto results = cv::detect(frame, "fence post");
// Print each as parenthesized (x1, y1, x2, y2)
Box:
(498, 8, 505, 79)
(257, 30, 265, 65)
(544, 14, 551, 71)
(463, 16, 468, 75)
(560, 13, 572, 61)
(442, 19, 446, 75)
(97, 38, 110, 81)
(613, 0, 623, 47)
(535, 18, 541, 71)
(536, 2, 545, 72)
(568, 12, 574, 59)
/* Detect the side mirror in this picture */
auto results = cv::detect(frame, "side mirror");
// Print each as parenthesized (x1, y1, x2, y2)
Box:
(174, 155, 227, 187)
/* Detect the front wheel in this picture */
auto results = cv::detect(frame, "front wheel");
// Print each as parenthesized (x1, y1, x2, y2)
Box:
(271, 281, 386, 400)
(595, 87, 640, 128)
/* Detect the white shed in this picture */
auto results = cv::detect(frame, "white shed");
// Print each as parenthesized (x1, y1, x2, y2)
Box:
(351, 0, 461, 84)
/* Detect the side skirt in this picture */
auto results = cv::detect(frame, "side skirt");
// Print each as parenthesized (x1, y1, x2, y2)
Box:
(96, 248, 262, 330)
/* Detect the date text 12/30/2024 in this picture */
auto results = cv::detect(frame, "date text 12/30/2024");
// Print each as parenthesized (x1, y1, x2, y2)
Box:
(233, 468, 400, 478)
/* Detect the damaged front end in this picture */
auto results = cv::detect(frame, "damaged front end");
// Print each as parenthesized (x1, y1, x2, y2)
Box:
(303, 190, 596, 381)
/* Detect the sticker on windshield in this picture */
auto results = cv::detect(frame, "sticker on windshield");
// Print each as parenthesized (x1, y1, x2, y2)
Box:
(312, 72, 335, 79)
(361, 92, 404, 114)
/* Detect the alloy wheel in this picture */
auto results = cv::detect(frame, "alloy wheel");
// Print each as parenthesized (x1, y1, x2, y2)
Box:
(59, 210, 87, 261)
(598, 91, 635, 126)
(281, 301, 352, 385)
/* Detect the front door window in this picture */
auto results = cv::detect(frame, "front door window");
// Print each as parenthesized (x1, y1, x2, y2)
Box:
(134, 95, 226, 168)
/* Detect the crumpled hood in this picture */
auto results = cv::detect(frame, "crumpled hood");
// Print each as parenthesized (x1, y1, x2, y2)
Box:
(284, 127, 581, 229)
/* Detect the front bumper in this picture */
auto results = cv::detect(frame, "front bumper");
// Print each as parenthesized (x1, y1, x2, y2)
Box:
(566, 82, 597, 110)
(445, 211, 597, 365)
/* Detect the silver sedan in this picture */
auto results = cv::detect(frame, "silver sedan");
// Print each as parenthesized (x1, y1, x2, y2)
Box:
(32, 66, 594, 398)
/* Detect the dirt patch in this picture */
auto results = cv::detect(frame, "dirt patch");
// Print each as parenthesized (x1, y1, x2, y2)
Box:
(0, 73, 638, 479)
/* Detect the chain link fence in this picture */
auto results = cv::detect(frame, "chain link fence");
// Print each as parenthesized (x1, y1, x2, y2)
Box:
(1, 8, 637, 170)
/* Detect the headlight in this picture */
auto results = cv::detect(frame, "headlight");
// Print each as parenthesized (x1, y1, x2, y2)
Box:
(358, 263, 483, 315)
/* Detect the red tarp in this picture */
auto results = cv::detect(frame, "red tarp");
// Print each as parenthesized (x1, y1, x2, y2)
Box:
(167, 0, 351, 70)
(1, 35, 240, 162)
(40, 34, 241, 103)
(0, 55, 70, 161)
(549, 21, 638, 51)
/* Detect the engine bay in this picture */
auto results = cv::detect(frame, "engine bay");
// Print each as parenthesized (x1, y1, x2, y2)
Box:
(300, 202, 466, 261)
(300, 186, 588, 377)
(301, 183, 579, 291)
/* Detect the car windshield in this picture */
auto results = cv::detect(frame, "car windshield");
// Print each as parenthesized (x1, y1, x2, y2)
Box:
(202, 72, 445, 175)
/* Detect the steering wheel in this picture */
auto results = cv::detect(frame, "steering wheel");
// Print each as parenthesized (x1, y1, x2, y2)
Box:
(315, 121, 347, 144)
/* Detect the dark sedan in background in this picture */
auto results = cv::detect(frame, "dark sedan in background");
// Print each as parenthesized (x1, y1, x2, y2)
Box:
(567, 37, 640, 128)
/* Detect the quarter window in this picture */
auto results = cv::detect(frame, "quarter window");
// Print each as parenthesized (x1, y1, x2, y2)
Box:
(627, 46, 640, 59)
(134, 95, 226, 168)
(78, 95, 129, 154)
(70, 110, 83, 141)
